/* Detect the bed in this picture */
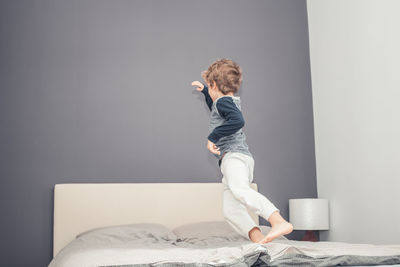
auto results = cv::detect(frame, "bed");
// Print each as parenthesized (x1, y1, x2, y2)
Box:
(48, 183, 400, 267)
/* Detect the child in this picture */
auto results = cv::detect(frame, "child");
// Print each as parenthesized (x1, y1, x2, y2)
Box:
(191, 58, 293, 243)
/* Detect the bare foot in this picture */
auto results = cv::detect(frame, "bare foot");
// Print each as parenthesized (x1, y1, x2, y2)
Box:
(258, 221, 293, 244)
(248, 226, 265, 243)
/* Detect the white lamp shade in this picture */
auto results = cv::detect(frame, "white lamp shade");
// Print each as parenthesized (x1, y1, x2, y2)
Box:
(289, 198, 329, 230)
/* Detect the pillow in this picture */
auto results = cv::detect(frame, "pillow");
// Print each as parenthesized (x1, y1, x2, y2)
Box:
(172, 221, 288, 241)
(76, 223, 177, 241)
(172, 221, 246, 242)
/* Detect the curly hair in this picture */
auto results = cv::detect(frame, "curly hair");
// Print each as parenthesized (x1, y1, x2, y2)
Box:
(201, 58, 243, 94)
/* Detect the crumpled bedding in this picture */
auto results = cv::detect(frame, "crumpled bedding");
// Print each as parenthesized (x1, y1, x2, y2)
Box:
(48, 233, 265, 267)
(261, 240, 400, 266)
(48, 226, 400, 267)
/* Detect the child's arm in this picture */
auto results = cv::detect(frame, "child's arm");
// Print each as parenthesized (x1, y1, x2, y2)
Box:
(208, 97, 245, 143)
(200, 84, 213, 111)
(191, 81, 213, 111)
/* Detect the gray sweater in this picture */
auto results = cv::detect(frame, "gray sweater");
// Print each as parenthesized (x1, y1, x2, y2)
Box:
(201, 84, 253, 166)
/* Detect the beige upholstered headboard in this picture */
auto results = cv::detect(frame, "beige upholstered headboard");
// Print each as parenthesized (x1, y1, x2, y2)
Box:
(53, 183, 259, 257)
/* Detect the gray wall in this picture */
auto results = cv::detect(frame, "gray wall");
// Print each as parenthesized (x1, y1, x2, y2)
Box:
(308, 0, 400, 244)
(0, 0, 316, 266)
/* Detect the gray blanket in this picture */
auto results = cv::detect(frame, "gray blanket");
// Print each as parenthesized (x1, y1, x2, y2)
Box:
(49, 226, 400, 267)
(267, 253, 400, 267)
(99, 246, 400, 267)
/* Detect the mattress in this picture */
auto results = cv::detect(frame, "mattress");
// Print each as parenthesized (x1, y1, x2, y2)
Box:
(48, 223, 400, 267)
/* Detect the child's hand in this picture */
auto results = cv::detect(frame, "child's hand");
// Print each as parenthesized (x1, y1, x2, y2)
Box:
(207, 140, 221, 155)
(191, 81, 205, 92)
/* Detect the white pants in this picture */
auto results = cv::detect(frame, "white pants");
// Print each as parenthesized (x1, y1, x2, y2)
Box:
(221, 152, 280, 240)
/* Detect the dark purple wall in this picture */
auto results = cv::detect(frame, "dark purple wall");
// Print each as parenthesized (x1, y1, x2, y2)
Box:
(0, 0, 316, 266)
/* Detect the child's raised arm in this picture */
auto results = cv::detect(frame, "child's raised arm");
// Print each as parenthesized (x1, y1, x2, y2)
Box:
(191, 80, 213, 111)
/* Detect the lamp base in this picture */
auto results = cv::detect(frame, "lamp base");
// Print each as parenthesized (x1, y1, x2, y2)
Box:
(301, 230, 319, 242)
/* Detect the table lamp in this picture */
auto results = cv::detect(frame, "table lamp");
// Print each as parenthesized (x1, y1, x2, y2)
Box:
(289, 198, 330, 242)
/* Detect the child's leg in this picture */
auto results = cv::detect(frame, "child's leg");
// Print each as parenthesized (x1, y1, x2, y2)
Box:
(221, 152, 293, 243)
(222, 182, 261, 240)
(221, 152, 280, 222)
